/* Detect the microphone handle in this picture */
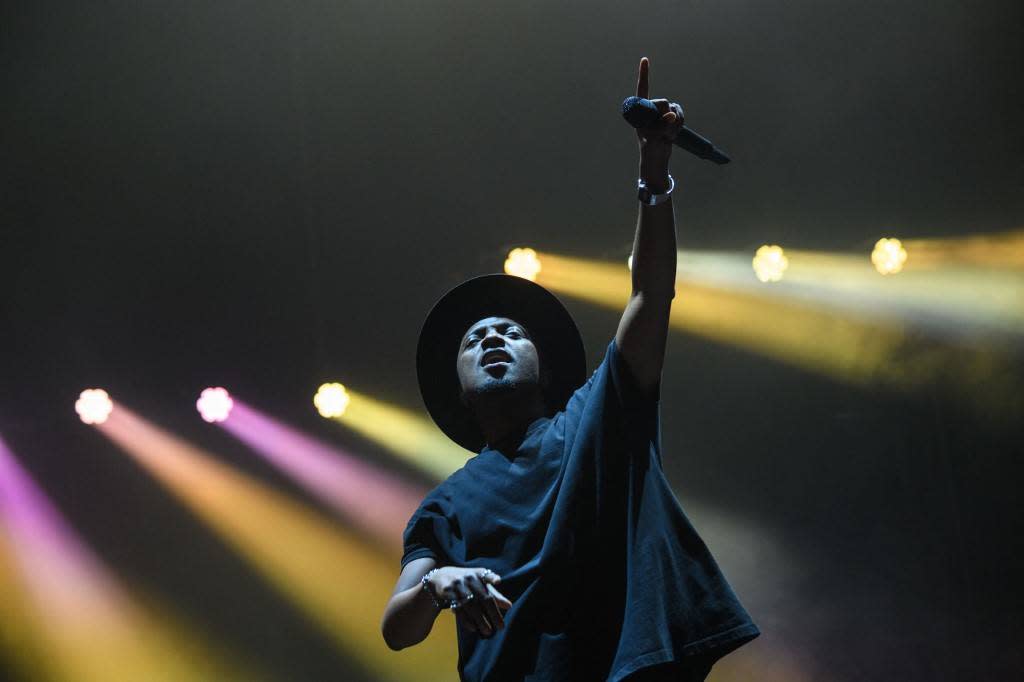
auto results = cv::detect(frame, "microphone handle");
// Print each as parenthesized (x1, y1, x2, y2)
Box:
(622, 95, 731, 164)
(675, 126, 731, 165)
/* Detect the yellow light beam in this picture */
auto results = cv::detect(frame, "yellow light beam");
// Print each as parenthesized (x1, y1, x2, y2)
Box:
(332, 388, 474, 479)
(670, 249, 1024, 336)
(0, 526, 50, 681)
(777, 250, 1024, 334)
(539, 251, 901, 384)
(97, 403, 460, 682)
(0, 437, 259, 682)
(536, 251, 1023, 420)
(902, 228, 1024, 270)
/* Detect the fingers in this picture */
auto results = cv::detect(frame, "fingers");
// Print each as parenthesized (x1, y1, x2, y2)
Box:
(468, 574, 505, 632)
(662, 102, 684, 139)
(486, 583, 513, 611)
(477, 569, 511, 611)
(669, 101, 684, 127)
(634, 96, 667, 142)
(450, 578, 491, 635)
(466, 573, 504, 634)
(454, 610, 474, 635)
(636, 57, 649, 99)
(446, 568, 511, 639)
(636, 100, 684, 145)
(478, 568, 501, 586)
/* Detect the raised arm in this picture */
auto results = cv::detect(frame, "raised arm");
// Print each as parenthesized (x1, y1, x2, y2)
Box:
(615, 57, 684, 393)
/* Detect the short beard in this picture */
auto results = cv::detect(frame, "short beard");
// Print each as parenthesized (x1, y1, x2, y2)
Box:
(461, 376, 536, 408)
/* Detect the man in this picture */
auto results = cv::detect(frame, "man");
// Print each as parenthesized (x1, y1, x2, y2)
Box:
(380, 58, 759, 681)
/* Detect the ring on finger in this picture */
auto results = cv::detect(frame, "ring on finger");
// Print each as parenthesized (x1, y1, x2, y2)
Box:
(450, 592, 475, 609)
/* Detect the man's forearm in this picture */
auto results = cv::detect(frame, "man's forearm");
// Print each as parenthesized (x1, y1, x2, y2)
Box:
(614, 138, 679, 391)
(630, 159, 678, 298)
(381, 583, 443, 650)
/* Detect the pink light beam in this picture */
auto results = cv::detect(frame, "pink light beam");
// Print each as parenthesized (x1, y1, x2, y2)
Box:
(0, 435, 127, 626)
(221, 400, 428, 553)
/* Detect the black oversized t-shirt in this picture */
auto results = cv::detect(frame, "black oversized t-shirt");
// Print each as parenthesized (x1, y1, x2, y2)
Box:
(401, 339, 759, 681)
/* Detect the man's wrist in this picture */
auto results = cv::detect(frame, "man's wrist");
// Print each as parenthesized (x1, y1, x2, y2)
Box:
(639, 175, 671, 194)
(638, 174, 674, 205)
(638, 160, 671, 194)
(421, 568, 447, 610)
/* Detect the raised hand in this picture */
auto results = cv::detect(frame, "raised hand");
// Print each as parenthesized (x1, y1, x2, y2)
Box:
(635, 57, 684, 190)
(635, 57, 685, 144)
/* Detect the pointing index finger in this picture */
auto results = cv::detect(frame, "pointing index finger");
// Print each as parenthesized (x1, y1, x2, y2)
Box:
(636, 57, 649, 99)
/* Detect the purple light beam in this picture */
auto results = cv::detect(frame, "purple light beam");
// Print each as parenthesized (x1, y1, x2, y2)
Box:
(0, 434, 126, 625)
(221, 401, 428, 552)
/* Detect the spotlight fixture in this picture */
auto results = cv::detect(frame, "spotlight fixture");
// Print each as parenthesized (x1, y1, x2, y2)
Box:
(871, 237, 908, 275)
(504, 247, 542, 281)
(76, 389, 113, 425)
(196, 387, 234, 423)
(752, 245, 788, 283)
(314, 383, 350, 418)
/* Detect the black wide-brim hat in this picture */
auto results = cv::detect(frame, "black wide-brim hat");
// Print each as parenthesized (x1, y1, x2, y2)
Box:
(417, 274, 586, 452)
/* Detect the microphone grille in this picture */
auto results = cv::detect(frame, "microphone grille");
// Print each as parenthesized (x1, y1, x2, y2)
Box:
(621, 96, 660, 129)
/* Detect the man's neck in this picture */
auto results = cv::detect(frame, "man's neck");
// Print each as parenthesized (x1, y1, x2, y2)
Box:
(471, 391, 548, 457)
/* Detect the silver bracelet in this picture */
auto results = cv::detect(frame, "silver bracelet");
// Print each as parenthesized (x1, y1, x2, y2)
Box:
(421, 568, 448, 610)
(637, 174, 675, 206)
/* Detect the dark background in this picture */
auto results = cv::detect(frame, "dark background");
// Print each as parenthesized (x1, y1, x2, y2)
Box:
(2, 1, 1022, 680)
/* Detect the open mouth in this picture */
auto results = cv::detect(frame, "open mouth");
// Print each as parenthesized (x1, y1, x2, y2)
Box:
(481, 350, 513, 367)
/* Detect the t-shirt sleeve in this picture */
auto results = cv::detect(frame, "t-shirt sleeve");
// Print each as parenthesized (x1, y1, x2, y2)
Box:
(607, 338, 662, 445)
(607, 337, 661, 412)
(560, 339, 662, 463)
(400, 491, 452, 570)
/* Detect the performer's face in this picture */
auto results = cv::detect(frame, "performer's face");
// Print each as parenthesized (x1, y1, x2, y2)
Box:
(456, 316, 542, 402)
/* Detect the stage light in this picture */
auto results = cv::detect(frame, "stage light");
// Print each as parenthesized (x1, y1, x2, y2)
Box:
(532, 250, 1023, 421)
(871, 237, 908, 275)
(196, 387, 233, 423)
(752, 245, 788, 282)
(0, 435, 253, 681)
(220, 400, 427, 548)
(75, 389, 112, 425)
(329, 388, 472, 479)
(96, 406, 459, 679)
(504, 247, 542, 281)
(314, 383, 350, 418)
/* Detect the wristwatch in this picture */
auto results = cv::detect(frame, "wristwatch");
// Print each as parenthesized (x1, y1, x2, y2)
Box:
(637, 174, 675, 206)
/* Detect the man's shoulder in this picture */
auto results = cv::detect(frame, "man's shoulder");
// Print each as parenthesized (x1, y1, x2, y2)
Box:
(434, 455, 486, 495)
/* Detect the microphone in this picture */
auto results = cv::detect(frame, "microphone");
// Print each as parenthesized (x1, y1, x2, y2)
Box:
(621, 96, 731, 165)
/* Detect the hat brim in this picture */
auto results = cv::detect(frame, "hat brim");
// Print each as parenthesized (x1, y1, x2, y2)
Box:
(416, 274, 586, 452)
